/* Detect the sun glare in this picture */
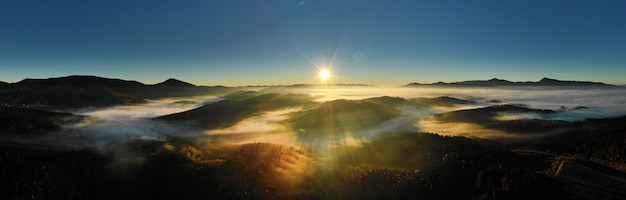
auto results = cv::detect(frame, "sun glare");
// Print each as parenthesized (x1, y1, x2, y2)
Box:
(319, 69, 330, 81)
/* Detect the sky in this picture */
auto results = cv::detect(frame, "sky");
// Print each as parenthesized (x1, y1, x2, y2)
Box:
(1, 0, 625, 86)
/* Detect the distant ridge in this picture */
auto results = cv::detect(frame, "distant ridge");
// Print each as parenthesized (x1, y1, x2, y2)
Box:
(0, 75, 232, 108)
(15, 75, 145, 87)
(406, 78, 614, 87)
(153, 78, 196, 87)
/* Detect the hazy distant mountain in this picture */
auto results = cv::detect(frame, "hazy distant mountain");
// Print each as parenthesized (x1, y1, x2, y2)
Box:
(0, 75, 232, 108)
(153, 78, 196, 87)
(407, 78, 614, 87)
(535, 78, 611, 86)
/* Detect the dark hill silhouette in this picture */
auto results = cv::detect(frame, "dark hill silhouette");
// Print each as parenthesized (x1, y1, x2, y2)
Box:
(536, 77, 608, 86)
(434, 104, 555, 124)
(134, 77, 230, 99)
(410, 96, 477, 107)
(153, 78, 196, 87)
(0, 81, 8, 87)
(0, 86, 146, 108)
(407, 78, 613, 87)
(0, 75, 233, 108)
(1, 76, 147, 108)
(15, 75, 144, 88)
(0, 107, 76, 135)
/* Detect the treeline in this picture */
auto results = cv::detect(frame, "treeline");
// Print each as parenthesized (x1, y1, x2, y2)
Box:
(0, 132, 584, 200)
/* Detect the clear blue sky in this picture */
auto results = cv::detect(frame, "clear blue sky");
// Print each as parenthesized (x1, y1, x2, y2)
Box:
(1, 0, 625, 86)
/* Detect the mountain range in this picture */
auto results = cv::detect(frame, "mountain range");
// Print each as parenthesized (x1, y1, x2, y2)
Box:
(0, 75, 231, 108)
(407, 78, 616, 87)
(1, 75, 621, 109)
(2, 80, 626, 199)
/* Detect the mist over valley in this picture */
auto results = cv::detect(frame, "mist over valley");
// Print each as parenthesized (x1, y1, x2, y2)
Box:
(2, 76, 626, 199)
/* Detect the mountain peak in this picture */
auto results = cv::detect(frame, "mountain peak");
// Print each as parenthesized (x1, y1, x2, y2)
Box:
(487, 78, 511, 83)
(154, 78, 196, 87)
(539, 77, 557, 82)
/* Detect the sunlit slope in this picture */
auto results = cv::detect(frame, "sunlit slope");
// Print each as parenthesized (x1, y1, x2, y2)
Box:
(425, 104, 591, 137)
(290, 96, 408, 137)
(434, 104, 556, 124)
(105, 132, 577, 199)
(157, 93, 315, 129)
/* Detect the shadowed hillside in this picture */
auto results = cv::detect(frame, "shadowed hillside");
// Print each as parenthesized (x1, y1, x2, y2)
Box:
(410, 96, 477, 107)
(434, 104, 555, 124)
(0, 107, 76, 135)
(0, 86, 146, 108)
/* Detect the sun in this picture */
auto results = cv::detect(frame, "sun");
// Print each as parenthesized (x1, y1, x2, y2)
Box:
(319, 69, 330, 81)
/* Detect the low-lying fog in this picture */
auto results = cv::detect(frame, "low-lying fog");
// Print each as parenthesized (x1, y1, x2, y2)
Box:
(12, 86, 626, 150)
(267, 85, 626, 113)
(267, 85, 626, 120)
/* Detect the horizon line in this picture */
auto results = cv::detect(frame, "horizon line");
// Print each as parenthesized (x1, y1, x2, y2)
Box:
(1, 74, 624, 87)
